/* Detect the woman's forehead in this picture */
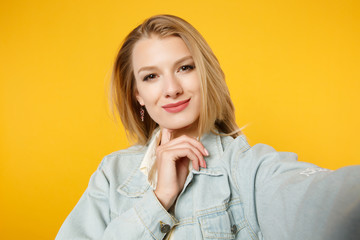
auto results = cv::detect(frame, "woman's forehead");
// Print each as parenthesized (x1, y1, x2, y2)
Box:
(132, 36, 192, 72)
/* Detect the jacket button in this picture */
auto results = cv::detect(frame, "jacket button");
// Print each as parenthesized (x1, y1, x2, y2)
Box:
(231, 224, 237, 234)
(160, 223, 171, 233)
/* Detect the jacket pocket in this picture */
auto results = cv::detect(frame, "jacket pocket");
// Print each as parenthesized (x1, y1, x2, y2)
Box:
(198, 202, 245, 239)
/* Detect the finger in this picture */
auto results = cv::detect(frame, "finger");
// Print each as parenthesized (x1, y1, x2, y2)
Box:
(187, 149, 200, 171)
(165, 135, 208, 156)
(163, 142, 206, 168)
(176, 160, 189, 185)
(160, 128, 172, 146)
(164, 148, 200, 171)
(180, 148, 200, 171)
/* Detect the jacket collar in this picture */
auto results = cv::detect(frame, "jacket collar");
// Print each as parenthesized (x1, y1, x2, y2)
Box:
(116, 131, 229, 198)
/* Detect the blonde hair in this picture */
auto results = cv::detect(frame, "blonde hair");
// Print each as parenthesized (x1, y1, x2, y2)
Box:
(110, 14, 240, 145)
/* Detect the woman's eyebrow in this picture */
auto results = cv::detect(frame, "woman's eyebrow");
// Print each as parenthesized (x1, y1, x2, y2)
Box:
(174, 55, 193, 65)
(137, 55, 193, 74)
(137, 66, 158, 74)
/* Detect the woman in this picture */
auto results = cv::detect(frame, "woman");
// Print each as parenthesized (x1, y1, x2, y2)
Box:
(56, 15, 359, 240)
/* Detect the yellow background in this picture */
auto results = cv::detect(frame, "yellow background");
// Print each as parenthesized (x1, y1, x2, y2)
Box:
(1, 0, 359, 239)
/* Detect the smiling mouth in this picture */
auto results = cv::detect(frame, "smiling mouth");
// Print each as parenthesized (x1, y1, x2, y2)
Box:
(162, 98, 191, 113)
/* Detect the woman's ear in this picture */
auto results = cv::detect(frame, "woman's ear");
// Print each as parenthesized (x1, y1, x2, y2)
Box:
(135, 90, 145, 106)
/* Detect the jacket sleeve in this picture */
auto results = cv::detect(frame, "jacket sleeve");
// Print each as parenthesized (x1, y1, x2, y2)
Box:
(56, 160, 176, 240)
(234, 142, 360, 240)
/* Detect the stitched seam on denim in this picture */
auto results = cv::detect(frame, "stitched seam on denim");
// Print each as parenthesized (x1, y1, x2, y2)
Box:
(200, 205, 247, 238)
(231, 136, 251, 195)
(117, 168, 150, 196)
(199, 221, 245, 238)
(119, 167, 138, 188)
(243, 216, 258, 240)
(150, 191, 178, 224)
(216, 133, 227, 170)
(134, 205, 159, 240)
(243, 147, 259, 240)
(196, 199, 242, 217)
(216, 133, 224, 156)
(240, 135, 251, 151)
(175, 219, 195, 227)
(232, 150, 242, 194)
(204, 236, 235, 239)
(236, 220, 246, 232)
(196, 204, 224, 217)
(246, 150, 259, 240)
(176, 216, 193, 223)
(201, 215, 235, 237)
(201, 224, 245, 238)
(220, 135, 234, 152)
(118, 187, 149, 196)
(202, 225, 235, 239)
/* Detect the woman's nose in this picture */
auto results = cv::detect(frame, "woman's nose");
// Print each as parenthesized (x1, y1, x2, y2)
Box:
(163, 74, 183, 98)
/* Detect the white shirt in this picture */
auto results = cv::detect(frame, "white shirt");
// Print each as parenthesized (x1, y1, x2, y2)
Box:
(139, 128, 161, 190)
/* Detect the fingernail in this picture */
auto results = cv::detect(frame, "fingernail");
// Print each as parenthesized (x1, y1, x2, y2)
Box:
(203, 160, 207, 168)
(204, 148, 209, 156)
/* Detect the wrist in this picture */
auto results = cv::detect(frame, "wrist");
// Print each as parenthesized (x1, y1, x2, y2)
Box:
(153, 189, 176, 210)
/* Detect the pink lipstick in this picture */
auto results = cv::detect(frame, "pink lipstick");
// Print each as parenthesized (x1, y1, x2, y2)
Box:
(162, 98, 191, 113)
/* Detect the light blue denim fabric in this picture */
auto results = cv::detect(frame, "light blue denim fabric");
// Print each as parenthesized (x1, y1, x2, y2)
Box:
(56, 132, 360, 240)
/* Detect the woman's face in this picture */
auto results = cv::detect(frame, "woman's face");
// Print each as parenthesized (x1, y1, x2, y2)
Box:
(132, 35, 201, 131)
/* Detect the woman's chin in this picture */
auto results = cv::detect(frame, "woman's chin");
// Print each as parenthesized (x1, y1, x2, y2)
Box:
(159, 119, 199, 137)
(161, 124, 191, 131)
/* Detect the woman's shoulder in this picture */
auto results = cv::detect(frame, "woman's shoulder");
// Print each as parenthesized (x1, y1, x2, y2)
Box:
(221, 133, 296, 159)
(219, 133, 299, 175)
(98, 144, 147, 174)
(107, 144, 147, 157)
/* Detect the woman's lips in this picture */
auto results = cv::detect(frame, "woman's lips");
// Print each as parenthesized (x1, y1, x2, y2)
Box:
(162, 98, 191, 113)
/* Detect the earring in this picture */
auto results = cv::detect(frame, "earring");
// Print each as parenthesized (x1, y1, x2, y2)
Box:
(140, 106, 144, 122)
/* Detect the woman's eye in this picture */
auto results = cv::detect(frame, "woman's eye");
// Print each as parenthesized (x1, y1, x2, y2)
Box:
(178, 65, 195, 72)
(143, 74, 157, 81)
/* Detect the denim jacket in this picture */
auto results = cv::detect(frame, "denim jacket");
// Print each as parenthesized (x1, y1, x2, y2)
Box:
(56, 132, 360, 240)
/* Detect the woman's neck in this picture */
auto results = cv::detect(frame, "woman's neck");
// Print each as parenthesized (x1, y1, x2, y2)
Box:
(161, 120, 199, 140)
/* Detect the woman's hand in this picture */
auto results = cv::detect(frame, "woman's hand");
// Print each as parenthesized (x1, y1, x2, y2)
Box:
(154, 128, 208, 210)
